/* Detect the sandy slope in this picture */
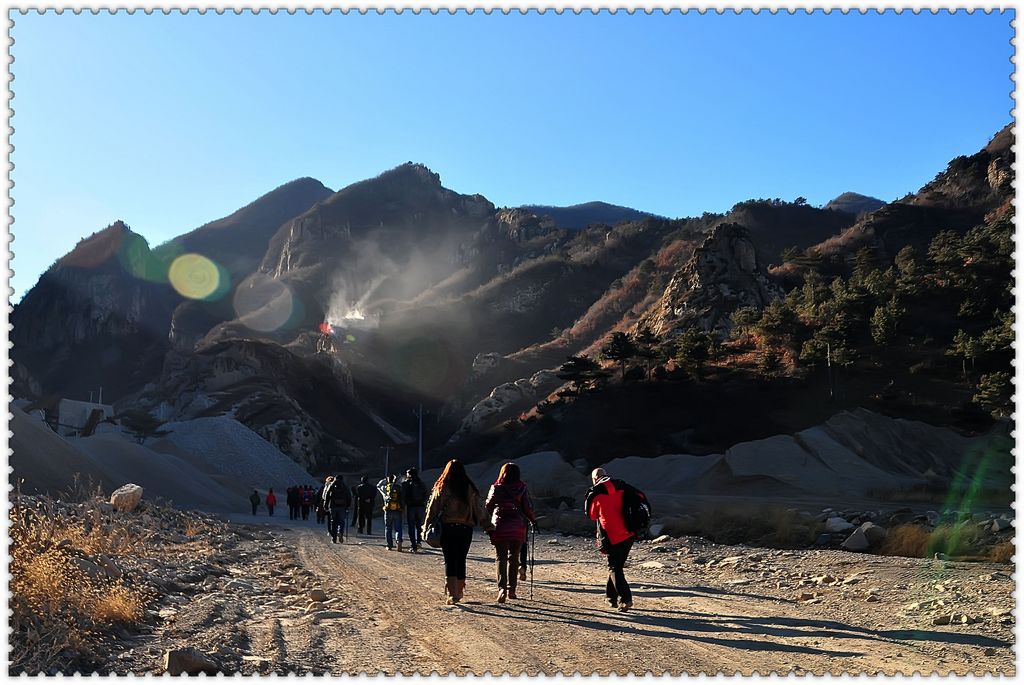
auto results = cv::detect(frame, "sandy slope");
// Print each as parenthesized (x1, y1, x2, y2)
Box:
(126, 516, 1014, 676)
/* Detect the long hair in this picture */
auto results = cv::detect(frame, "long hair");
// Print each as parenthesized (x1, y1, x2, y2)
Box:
(496, 462, 521, 485)
(433, 459, 478, 501)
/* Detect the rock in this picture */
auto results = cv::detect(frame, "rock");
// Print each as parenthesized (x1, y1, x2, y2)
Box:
(797, 592, 817, 601)
(639, 561, 666, 569)
(990, 518, 1012, 532)
(110, 484, 144, 512)
(306, 602, 325, 613)
(647, 523, 665, 538)
(984, 647, 997, 657)
(866, 594, 881, 602)
(842, 522, 886, 552)
(224, 579, 255, 591)
(163, 648, 220, 675)
(546, 539, 561, 546)
(308, 588, 328, 602)
(309, 610, 347, 621)
(97, 554, 122, 580)
(71, 557, 103, 581)
(719, 556, 744, 566)
(651, 534, 673, 545)
(650, 546, 670, 553)
(825, 517, 855, 533)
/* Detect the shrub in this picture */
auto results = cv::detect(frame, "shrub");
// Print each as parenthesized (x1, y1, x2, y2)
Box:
(989, 541, 1014, 563)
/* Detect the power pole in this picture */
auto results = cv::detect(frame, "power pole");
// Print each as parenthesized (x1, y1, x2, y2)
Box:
(380, 446, 391, 480)
(826, 342, 834, 401)
(417, 404, 423, 473)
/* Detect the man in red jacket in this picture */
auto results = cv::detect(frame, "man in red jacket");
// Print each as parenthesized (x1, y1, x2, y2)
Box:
(585, 468, 634, 611)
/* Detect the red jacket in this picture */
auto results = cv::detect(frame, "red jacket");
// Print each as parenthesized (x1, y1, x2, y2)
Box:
(266, 493, 277, 506)
(485, 480, 536, 543)
(587, 478, 633, 546)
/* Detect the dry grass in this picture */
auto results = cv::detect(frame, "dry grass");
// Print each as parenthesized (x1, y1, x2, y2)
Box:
(660, 506, 822, 549)
(989, 541, 1015, 563)
(878, 523, 988, 559)
(9, 487, 153, 674)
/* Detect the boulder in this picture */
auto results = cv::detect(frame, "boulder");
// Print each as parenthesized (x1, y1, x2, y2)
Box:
(825, 517, 855, 533)
(990, 518, 1012, 532)
(110, 483, 144, 512)
(309, 588, 328, 602)
(97, 554, 122, 580)
(71, 557, 103, 581)
(841, 523, 885, 553)
(650, 534, 673, 545)
(163, 648, 220, 675)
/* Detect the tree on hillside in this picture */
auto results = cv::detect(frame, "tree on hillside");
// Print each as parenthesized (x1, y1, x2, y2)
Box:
(947, 330, 981, 378)
(973, 372, 1012, 417)
(633, 325, 660, 378)
(674, 328, 713, 379)
(118, 409, 171, 444)
(556, 355, 610, 397)
(869, 297, 905, 346)
(601, 331, 637, 380)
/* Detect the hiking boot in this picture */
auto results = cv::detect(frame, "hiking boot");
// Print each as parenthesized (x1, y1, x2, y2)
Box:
(608, 598, 618, 608)
(508, 590, 518, 600)
(398, 541, 404, 552)
(497, 590, 507, 604)
(332, 536, 337, 544)
(518, 567, 527, 581)
(617, 602, 633, 612)
(457, 580, 466, 598)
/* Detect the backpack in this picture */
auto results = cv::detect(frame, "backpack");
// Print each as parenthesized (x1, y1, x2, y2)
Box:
(384, 482, 402, 511)
(616, 479, 652, 536)
(405, 479, 427, 507)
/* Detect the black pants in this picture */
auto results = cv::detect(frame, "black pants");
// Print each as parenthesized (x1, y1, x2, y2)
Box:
(268, 505, 275, 516)
(606, 537, 634, 604)
(494, 540, 523, 591)
(520, 540, 528, 568)
(251, 503, 258, 516)
(330, 507, 348, 541)
(358, 504, 373, 534)
(302, 505, 310, 520)
(440, 523, 474, 580)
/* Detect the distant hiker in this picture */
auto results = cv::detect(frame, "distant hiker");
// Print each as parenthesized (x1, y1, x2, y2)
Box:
(250, 490, 261, 516)
(265, 488, 277, 517)
(325, 475, 352, 543)
(584, 468, 650, 612)
(423, 459, 492, 605)
(301, 485, 312, 520)
(351, 480, 360, 530)
(378, 474, 405, 551)
(402, 468, 429, 553)
(315, 480, 328, 525)
(354, 476, 377, 535)
(287, 486, 301, 520)
(485, 462, 537, 603)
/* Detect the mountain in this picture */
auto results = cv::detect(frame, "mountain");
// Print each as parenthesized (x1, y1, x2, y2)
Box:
(824, 192, 885, 216)
(11, 179, 333, 402)
(519, 201, 657, 229)
(12, 127, 1013, 475)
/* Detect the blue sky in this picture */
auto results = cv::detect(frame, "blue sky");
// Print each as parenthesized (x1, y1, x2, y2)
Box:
(10, 10, 1013, 299)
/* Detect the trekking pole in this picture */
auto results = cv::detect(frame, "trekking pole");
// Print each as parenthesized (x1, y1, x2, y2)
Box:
(530, 522, 536, 600)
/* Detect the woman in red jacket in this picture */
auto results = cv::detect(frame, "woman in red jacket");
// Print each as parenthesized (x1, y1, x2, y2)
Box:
(585, 468, 634, 611)
(485, 462, 537, 603)
(265, 488, 277, 517)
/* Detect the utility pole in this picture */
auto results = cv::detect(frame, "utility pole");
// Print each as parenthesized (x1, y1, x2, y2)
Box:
(380, 446, 391, 480)
(826, 342, 834, 401)
(417, 404, 423, 473)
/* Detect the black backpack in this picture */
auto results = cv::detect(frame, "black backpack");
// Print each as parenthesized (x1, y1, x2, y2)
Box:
(615, 479, 652, 536)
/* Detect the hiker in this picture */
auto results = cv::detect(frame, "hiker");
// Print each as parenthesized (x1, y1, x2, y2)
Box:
(351, 480, 360, 530)
(377, 474, 405, 551)
(354, 476, 377, 535)
(301, 485, 312, 520)
(265, 488, 277, 517)
(584, 468, 649, 612)
(325, 475, 352, 543)
(402, 467, 429, 552)
(314, 480, 328, 525)
(249, 490, 261, 516)
(423, 459, 492, 605)
(322, 476, 336, 532)
(287, 486, 301, 520)
(485, 462, 537, 603)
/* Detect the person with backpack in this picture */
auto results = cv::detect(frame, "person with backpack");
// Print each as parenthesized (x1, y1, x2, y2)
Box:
(287, 486, 301, 520)
(485, 462, 537, 603)
(265, 488, 277, 517)
(584, 468, 651, 612)
(314, 479, 328, 526)
(377, 474, 405, 551)
(423, 459, 493, 605)
(402, 468, 429, 553)
(325, 475, 353, 543)
(354, 476, 377, 535)
(249, 490, 261, 516)
(301, 485, 313, 520)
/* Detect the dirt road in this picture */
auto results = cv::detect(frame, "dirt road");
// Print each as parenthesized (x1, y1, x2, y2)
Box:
(125, 517, 1014, 675)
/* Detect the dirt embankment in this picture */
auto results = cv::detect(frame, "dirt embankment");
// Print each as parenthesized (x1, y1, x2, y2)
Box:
(69, 513, 1014, 676)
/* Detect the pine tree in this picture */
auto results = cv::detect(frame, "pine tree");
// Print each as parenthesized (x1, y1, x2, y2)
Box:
(601, 331, 638, 380)
(674, 328, 713, 379)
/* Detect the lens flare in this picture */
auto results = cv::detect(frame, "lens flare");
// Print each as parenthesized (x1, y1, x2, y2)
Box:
(169, 253, 226, 301)
(232, 273, 295, 332)
(118, 234, 180, 283)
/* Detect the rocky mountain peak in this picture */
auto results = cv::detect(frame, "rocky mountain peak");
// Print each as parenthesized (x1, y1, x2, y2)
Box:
(643, 222, 781, 337)
(824, 192, 885, 216)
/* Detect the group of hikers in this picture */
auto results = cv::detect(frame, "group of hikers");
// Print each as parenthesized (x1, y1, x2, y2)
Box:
(249, 460, 649, 610)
